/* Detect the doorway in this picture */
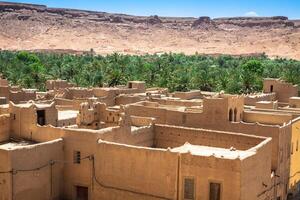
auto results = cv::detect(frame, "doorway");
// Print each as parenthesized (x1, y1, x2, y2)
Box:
(37, 110, 45, 126)
(75, 186, 88, 200)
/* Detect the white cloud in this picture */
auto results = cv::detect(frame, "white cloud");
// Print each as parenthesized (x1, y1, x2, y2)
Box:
(244, 11, 259, 17)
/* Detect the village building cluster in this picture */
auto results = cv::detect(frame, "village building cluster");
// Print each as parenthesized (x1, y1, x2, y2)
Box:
(0, 76, 300, 200)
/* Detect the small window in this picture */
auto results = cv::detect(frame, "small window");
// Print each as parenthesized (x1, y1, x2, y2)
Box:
(234, 108, 237, 122)
(74, 151, 81, 164)
(182, 114, 187, 124)
(13, 114, 16, 120)
(210, 182, 221, 200)
(291, 143, 294, 155)
(184, 178, 195, 200)
(228, 109, 233, 122)
(296, 140, 299, 152)
(270, 85, 274, 93)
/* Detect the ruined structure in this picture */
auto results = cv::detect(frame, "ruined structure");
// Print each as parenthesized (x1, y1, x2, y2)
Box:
(0, 78, 299, 200)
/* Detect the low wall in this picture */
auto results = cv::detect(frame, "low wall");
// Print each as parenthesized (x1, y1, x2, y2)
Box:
(243, 111, 292, 125)
(173, 90, 201, 100)
(244, 93, 276, 106)
(93, 141, 178, 200)
(154, 124, 265, 150)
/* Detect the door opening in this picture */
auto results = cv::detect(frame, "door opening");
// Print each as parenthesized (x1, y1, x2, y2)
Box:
(76, 186, 88, 200)
(37, 110, 46, 126)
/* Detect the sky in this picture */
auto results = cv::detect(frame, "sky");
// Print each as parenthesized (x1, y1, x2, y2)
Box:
(4, 0, 300, 19)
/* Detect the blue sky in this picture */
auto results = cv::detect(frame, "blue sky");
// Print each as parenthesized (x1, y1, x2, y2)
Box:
(5, 0, 300, 19)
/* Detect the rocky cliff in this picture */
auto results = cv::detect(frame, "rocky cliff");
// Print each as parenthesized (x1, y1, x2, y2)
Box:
(0, 1, 299, 59)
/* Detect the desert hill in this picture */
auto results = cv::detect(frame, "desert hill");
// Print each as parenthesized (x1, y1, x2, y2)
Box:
(0, 1, 300, 59)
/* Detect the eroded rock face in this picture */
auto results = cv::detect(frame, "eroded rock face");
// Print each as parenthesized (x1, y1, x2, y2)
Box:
(147, 15, 162, 24)
(192, 17, 215, 29)
(0, 2, 299, 60)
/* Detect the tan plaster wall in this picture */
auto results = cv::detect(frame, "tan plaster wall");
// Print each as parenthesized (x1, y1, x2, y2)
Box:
(9, 90, 36, 104)
(0, 78, 8, 87)
(11, 139, 64, 200)
(0, 86, 9, 102)
(0, 149, 12, 200)
(154, 124, 265, 150)
(173, 90, 201, 100)
(150, 98, 202, 107)
(289, 97, 300, 108)
(240, 138, 273, 200)
(0, 114, 10, 142)
(290, 118, 300, 195)
(115, 95, 143, 105)
(93, 141, 178, 200)
(263, 79, 298, 103)
(178, 153, 241, 200)
(244, 93, 276, 106)
(243, 111, 292, 125)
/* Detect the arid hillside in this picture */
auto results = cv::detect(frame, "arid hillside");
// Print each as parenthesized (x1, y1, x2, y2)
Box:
(1, 2, 300, 59)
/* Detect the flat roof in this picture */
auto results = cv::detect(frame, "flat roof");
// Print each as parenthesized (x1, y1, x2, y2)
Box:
(171, 143, 255, 160)
(0, 139, 36, 150)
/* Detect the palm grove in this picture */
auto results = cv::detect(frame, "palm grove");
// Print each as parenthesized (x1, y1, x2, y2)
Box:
(0, 50, 300, 94)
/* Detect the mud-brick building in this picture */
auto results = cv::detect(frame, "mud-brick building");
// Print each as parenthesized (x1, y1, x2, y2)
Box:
(0, 100, 273, 200)
(0, 78, 299, 200)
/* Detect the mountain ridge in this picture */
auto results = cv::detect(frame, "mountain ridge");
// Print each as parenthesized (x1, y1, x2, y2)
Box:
(0, 1, 300, 59)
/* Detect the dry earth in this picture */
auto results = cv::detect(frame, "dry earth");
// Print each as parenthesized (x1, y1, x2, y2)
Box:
(1, 2, 300, 59)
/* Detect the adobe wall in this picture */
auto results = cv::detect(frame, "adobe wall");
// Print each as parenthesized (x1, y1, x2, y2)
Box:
(55, 98, 87, 110)
(172, 90, 201, 100)
(154, 124, 265, 150)
(56, 124, 155, 199)
(11, 139, 64, 200)
(255, 100, 278, 109)
(276, 124, 292, 199)
(0, 149, 11, 200)
(115, 95, 143, 105)
(93, 141, 178, 200)
(289, 97, 300, 108)
(178, 153, 241, 200)
(263, 79, 299, 103)
(131, 116, 155, 127)
(9, 89, 36, 103)
(127, 104, 167, 124)
(0, 78, 8, 86)
(9, 104, 36, 139)
(127, 81, 146, 93)
(65, 88, 93, 99)
(9, 103, 58, 140)
(0, 114, 10, 142)
(46, 80, 73, 91)
(240, 138, 273, 200)
(150, 97, 202, 107)
(0, 86, 9, 102)
(243, 111, 292, 125)
(244, 93, 276, 106)
(290, 118, 300, 195)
